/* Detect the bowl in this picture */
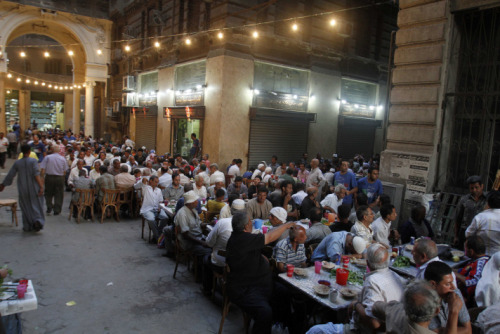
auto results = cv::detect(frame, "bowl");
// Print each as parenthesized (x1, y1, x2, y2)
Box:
(318, 280, 331, 287)
(293, 268, 308, 277)
(313, 284, 330, 297)
(322, 261, 336, 271)
(406, 245, 414, 251)
(451, 250, 464, 258)
(340, 288, 358, 299)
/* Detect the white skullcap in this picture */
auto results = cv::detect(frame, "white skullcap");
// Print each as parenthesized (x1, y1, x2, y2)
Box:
(270, 207, 287, 224)
(352, 236, 367, 254)
(183, 190, 199, 204)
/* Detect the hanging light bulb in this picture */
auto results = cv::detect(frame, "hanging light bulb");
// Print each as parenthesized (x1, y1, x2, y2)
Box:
(253, 31, 259, 38)
(55, 85, 58, 89)
(7, 73, 12, 78)
(154, 41, 160, 48)
(20, 51, 26, 58)
(26, 79, 30, 83)
(6, 90, 10, 94)
(41, 82, 46, 86)
(48, 84, 52, 88)
(124, 45, 131, 52)
(185, 38, 191, 45)
(64, 86, 68, 90)
(217, 32, 224, 39)
(16, 77, 21, 82)
(68, 50, 74, 56)
(292, 23, 298, 31)
(44, 51, 50, 58)
(34, 81, 39, 85)
(97, 49, 103, 55)
(330, 19, 336, 26)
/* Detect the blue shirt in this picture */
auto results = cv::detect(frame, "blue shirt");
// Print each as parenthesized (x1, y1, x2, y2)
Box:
(311, 231, 350, 262)
(333, 171, 358, 205)
(64, 135, 76, 141)
(242, 171, 252, 179)
(357, 177, 383, 204)
(30, 142, 46, 162)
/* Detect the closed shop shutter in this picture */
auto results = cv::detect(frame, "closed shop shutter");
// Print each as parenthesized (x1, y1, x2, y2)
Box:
(135, 116, 157, 150)
(248, 109, 315, 167)
(336, 117, 380, 159)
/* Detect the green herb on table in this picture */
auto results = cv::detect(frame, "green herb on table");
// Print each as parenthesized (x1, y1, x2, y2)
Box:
(329, 269, 364, 285)
(0, 265, 14, 295)
(393, 256, 411, 268)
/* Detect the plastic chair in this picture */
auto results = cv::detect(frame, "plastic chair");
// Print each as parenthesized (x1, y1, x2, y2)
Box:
(100, 189, 121, 223)
(68, 188, 95, 223)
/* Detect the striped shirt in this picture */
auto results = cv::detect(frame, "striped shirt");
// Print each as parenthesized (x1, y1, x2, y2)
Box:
(273, 238, 306, 266)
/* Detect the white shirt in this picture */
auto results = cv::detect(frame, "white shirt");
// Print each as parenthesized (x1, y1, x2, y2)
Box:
(0, 137, 8, 153)
(68, 167, 88, 186)
(158, 173, 172, 188)
(350, 221, 373, 244)
(320, 193, 343, 213)
(251, 169, 263, 180)
(209, 170, 225, 185)
(83, 154, 96, 166)
(292, 190, 308, 206)
(219, 204, 231, 219)
(193, 185, 208, 199)
(361, 267, 406, 317)
(372, 216, 392, 247)
(324, 171, 335, 186)
(466, 209, 500, 256)
(139, 184, 164, 214)
(89, 169, 101, 182)
(227, 165, 240, 183)
(306, 167, 325, 188)
(206, 218, 233, 267)
(198, 171, 210, 187)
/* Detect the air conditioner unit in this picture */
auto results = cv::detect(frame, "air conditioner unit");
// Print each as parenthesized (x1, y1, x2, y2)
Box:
(113, 101, 121, 113)
(123, 76, 136, 91)
(336, 21, 353, 38)
(381, 181, 405, 228)
(122, 93, 136, 107)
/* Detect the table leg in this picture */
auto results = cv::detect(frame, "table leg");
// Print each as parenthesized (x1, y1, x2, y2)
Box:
(13, 204, 18, 226)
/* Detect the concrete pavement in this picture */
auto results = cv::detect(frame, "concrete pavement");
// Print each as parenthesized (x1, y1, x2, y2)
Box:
(0, 158, 245, 334)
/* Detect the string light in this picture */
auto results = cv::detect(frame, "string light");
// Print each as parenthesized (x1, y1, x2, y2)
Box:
(292, 23, 298, 31)
(7, 73, 12, 78)
(68, 50, 74, 56)
(20, 51, 26, 57)
(217, 32, 224, 39)
(48, 84, 52, 88)
(16, 77, 21, 82)
(44, 51, 50, 57)
(252, 31, 259, 38)
(97, 49, 102, 55)
(330, 19, 336, 26)
(154, 41, 160, 48)
(41, 82, 46, 86)
(25, 79, 30, 83)
(185, 38, 191, 45)
(34, 81, 38, 85)
(124, 45, 131, 52)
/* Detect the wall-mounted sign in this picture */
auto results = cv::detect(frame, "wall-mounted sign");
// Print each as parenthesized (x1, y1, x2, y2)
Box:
(340, 104, 376, 118)
(163, 106, 205, 119)
(175, 91, 204, 106)
(253, 91, 308, 112)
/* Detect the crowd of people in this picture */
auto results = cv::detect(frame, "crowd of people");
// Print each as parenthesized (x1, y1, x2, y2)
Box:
(1, 126, 499, 334)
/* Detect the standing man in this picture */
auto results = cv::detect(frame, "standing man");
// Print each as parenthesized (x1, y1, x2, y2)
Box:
(227, 159, 242, 183)
(357, 167, 383, 207)
(40, 145, 67, 215)
(454, 175, 487, 248)
(306, 158, 326, 200)
(0, 144, 45, 232)
(333, 160, 358, 207)
(6, 129, 18, 159)
(29, 134, 46, 163)
(0, 132, 8, 169)
(190, 133, 200, 160)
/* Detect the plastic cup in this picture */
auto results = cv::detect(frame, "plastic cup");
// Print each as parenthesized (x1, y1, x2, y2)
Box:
(17, 285, 26, 298)
(253, 219, 263, 230)
(336, 268, 349, 286)
(287, 264, 295, 277)
(328, 213, 336, 223)
(342, 256, 350, 269)
(315, 261, 322, 274)
(262, 226, 268, 234)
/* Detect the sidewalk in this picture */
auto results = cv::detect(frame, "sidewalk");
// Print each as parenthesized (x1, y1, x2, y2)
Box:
(0, 157, 244, 333)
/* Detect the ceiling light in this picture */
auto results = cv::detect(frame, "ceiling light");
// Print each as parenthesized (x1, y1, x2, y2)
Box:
(154, 41, 160, 48)
(26, 79, 30, 83)
(124, 45, 131, 52)
(44, 51, 50, 58)
(185, 38, 191, 45)
(330, 19, 336, 26)
(97, 49, 102, 55)
(16, 77, 21, 82)
(292, 23, 298, 31)
(252, 31, 259, 38)
(7, 73, 12, 78)
(20, 51, 26, 58)
(217, 32, 224, 39)
(68, 50, 74, 56)
(42, 82, 46, 86)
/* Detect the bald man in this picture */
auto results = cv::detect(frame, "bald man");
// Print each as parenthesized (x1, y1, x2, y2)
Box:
(274, 225, 308, 273)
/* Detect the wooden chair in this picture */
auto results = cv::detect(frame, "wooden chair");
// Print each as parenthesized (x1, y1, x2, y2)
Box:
(68, 189, 95, 223)
(173, 225, 197, 279)
(116, 187, 134, 217)
(218, 264, 251, 334)
(134, 187, 143, 218)
(306, 242, 320, 264)
(0, 199, 18, 226)
(100, 189, 121, 223)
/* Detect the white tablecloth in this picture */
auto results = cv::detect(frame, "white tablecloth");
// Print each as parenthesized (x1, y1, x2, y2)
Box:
(0, 280, 38, 316)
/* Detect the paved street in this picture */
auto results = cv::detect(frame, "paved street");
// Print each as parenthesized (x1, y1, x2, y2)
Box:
(0, 158, 244, 334)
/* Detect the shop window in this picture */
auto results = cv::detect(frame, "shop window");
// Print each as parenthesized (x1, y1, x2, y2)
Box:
(175, 61, 206, 91)
(139, 71, 158, 94)
(340, 78, 378, 118)
(254, 62, 309, 96)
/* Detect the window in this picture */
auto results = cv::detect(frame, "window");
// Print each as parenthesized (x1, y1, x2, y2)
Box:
(341, 78, 377, 106)
(175, 61, 206, 91)
(44, 59, 61, 75)
(254, 62, 309, 96)
(139, 72, 158, 94)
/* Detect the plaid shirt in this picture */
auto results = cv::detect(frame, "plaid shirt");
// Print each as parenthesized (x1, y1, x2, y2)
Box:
(273, 238, 306, 266)
(455, 192, 487, 229)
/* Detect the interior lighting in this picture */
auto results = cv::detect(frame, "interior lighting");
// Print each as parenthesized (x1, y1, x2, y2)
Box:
(68, 50, 74, 56)
(16, 77, 21, 82)
(369, 105, 375, 110)
(154, 41, 160, 48)
(20, 51, 26, 58)
(330, 19, 337, 26)
(97, 49, 103, 55)
(292, 23, 298, 31)
(252, 31, 259, 39)
(354, 104, 359, 108)
(6, 90, 11, 94)
(185, 38, 191, 45)
(254, 89, 260, 95)
(217, 32, 224, 39)
(7, 73, 12, 78)
(26, 79, 30, 83)
(196, 85, 202, 90)
(44, 51, 50, 58)
(185, 89, 192, 94)
(64, 86, 68, 89)
(293, 95, 298, 99)
(124, 45, 131, 52)
(341, 99, 347, 104)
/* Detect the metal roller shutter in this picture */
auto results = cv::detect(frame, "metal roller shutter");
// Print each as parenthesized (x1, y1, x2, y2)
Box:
(249, 116, 309, 168)
(135, 116, 157, 150)
(336, 117, 380, 159)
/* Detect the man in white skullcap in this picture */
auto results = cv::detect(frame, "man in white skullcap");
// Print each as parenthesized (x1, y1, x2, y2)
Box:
(251, 163, 266, 180)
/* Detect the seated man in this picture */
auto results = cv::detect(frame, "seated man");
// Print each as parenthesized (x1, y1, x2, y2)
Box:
(209, 163, 225, 185)
(114, 164, 136, 188)
(424, 261, 472, 333)
(307, 243, 406, 333)
(246, 186, 273, 220)
(226, 211, 295, 334)
(400, 205, 434, 244)
(291, 182, 307, 206)
(268, 207, 290, 243)
(163, 173, 184, 201)
(136, 175, 168, 240)
(372, 204, 399, 248)
(330, 204, 354, 233)
(158, 166, 172, 188)
(227, 176, 248, 199)
(320, 184, 346, 214)
(193, 174, 207, 199)
(350, 205, 374, 244)
(270, 180, 298, 221)
(306, 207, 332, 244)
(107, 159, 121, 176)
(67, 159, 88, 188)
(95, 165, 115, 203)
(372, 281, 441, 334)
(247, 175, 262, 199)
(207, 178, 228, 200)
(274, 225, 307, 273)
(454, 235, 490, 304)
(300, 186, 322, 219)
(311, 231, 366, 262)
(475, 251, 500, 307)
(71, 169, 93, 218)
(207, 188, 226, 214)
(411, 238, 456, 283)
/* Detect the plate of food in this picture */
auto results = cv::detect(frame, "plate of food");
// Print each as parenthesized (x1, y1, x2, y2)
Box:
(313, 284, 330, 297)
(451, 250, 464, 258)
(406, 245, 414, 251)
(351, 258, 367, 267)
(293, 268, 308, 277)
(322, 261, 336, 271)
(340, 287, 358, 299)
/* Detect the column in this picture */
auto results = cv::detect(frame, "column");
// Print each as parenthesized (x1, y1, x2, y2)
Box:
(73, 88, 80, 133)
(18, 90, 31, 133)
(0, 73, 5, 133)
(64, 93, 73, 131)
(84, 81, 95, 137)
